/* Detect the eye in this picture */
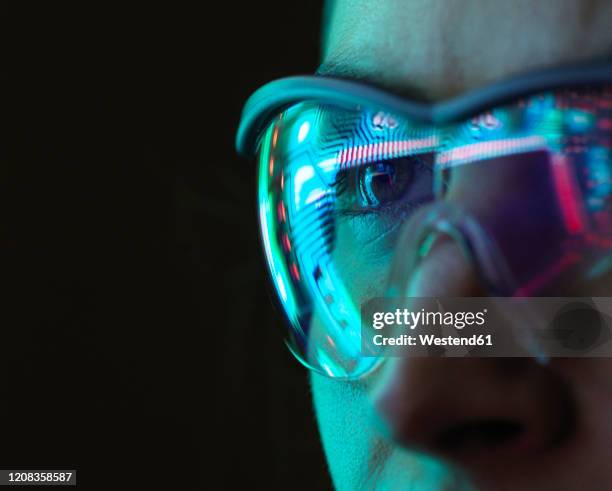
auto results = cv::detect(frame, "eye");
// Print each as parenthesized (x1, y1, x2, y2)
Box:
(357, 157, 417, 207)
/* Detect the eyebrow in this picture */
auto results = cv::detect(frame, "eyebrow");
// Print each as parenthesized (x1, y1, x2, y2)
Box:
(316, 58, 436, 103)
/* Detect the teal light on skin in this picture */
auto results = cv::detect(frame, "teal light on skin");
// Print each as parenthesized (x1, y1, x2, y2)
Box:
(311, 372, 475, 490)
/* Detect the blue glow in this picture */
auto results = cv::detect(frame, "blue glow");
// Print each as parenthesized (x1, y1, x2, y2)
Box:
(566, 109, 594, 133)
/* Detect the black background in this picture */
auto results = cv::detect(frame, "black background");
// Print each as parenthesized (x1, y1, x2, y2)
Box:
(4, 3, 331, 490)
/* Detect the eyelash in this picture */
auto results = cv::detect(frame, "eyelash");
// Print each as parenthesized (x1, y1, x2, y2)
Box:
(331, 157, 427, 216)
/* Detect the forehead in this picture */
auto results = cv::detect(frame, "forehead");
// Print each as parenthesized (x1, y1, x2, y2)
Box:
(321, 0, 612, 100)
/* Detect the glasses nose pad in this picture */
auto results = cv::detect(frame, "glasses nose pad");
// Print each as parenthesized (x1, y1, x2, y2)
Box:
(386, 202, 515, 296)
(385, 201, 549, 363)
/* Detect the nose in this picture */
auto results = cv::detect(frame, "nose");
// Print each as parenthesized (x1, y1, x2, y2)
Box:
(371, 236, 577, 471)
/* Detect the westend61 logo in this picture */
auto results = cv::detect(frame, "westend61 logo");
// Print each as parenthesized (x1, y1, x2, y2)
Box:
(372, 308, 487, 330)
(361, 297, 612, 358)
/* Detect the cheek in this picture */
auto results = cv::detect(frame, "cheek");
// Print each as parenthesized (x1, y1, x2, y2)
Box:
(307, 228, 395, 489)
(310, 372, 382, 491)
(310, 227, 397, 489)
(332, 220, 396, 303)
(310, 369, 465, 490)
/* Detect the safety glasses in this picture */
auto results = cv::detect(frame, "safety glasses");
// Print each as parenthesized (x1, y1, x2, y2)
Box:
(236, 63, 612, 379)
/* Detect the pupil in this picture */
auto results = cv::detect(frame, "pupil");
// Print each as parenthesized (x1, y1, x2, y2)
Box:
(359, 158, 414, 206)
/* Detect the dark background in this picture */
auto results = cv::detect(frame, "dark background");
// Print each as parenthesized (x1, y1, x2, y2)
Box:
(4, 3, 331, 490)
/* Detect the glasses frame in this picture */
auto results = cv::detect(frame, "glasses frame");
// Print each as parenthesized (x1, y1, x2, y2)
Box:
(236, 62, 612, 157)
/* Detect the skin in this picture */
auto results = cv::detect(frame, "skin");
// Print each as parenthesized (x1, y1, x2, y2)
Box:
(310, 1, 612, 490)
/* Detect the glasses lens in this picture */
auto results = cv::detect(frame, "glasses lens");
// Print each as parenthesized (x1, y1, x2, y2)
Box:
(436, 87, 612, 296)
(256, 87, 612, 378)
(258, 102, 438, 378)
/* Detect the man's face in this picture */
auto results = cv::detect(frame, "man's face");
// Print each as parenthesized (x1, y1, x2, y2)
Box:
(311, 1, 612, 490)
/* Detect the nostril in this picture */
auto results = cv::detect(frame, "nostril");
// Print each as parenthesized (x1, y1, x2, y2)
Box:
(435, 420, 525, 454)
(373, 357, 578, 471)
